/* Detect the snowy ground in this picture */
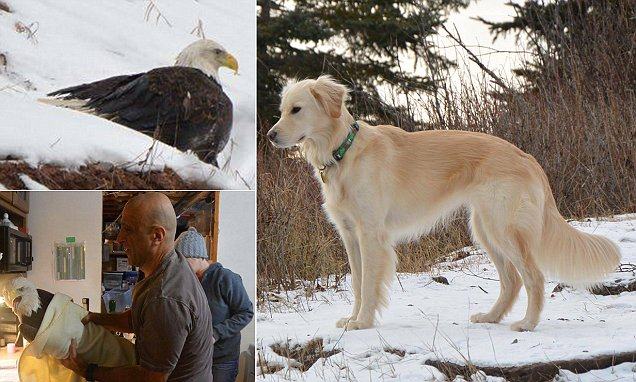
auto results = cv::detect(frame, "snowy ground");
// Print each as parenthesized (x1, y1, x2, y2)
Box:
(258, 215, 636, 381)
(0, 0, 255, 189)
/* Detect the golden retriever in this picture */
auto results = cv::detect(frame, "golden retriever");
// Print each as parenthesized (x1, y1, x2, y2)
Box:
(267, 75, 621, 332)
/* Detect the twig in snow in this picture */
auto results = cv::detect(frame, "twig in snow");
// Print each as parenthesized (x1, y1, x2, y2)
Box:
(190, 18, 206, 39)
(0, 80, 30, 93)
(221, 138, 237, 172)
(14, 21, 39, 44)
(144, 0, 172, 27)
(49, 137, 61, 149)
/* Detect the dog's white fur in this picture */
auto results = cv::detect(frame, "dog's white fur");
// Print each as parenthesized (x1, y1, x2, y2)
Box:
(268, 75, 622, 332)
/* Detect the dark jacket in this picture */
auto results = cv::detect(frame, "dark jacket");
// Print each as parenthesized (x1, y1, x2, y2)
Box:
(200, 262, 254, 363)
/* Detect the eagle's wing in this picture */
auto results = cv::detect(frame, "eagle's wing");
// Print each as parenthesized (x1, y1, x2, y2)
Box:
(47, 73, 144, 104)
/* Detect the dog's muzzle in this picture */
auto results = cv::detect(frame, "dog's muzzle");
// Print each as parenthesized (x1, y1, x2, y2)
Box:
(267, 129, 278, 143)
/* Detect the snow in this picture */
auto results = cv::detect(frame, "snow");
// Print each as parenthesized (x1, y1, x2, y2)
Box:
(258, 215, 636, 381)
(0, 0, 255, 189)
(18, 173, 48, 190)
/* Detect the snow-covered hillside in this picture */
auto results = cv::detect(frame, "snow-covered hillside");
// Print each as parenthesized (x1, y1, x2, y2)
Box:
(0, 0, 255, 189)
(258, 215, 636, 381)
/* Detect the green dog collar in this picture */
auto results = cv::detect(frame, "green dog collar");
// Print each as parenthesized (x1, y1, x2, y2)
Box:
(333, 122, 359, 161)
(319, 122, 359, 183)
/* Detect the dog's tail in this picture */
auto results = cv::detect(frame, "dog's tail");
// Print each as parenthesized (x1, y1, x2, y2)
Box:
(536, 180, 621, 287)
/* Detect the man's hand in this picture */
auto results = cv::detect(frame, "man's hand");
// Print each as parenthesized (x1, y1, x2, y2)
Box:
(82, 312, 94, 325)
(59, 339, 88, 378)
(81, 310, 133, 333)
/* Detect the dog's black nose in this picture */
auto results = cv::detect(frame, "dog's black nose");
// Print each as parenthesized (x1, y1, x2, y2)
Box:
(267, 130, 278, 142)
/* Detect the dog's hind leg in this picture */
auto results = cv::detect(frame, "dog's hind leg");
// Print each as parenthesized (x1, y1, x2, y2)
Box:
(334, 223, 363, 328)
(344, 229, 396, 330)
(504, 229, 545, 332)
(469, 213, 522, 324)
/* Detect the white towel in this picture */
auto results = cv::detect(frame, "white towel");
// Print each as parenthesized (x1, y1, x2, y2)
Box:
(18, 294, 136, 382)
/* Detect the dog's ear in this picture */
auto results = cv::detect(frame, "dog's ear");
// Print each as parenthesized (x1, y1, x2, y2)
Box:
(310, 76, 348, 119)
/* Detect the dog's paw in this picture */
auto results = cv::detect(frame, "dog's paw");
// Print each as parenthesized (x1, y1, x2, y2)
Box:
(470, 312, 501, 324)
(335, 317, 352, 328)
(510, 319, 537, 332)
(343, 319, 373, 331)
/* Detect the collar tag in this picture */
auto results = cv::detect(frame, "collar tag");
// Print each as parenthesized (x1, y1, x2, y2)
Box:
(319, 168, 327, 183)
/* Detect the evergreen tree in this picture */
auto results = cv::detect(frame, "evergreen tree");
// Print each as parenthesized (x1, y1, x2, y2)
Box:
(257, 0, 469, 133)
(478, 0, 635, 90)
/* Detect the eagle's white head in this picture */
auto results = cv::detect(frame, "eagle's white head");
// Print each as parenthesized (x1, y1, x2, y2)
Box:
(175, 39, 239, 82)
(1, 277, 40, 318)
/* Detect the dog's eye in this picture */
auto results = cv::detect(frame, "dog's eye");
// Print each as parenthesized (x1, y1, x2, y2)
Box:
(291, 106, 301, 114)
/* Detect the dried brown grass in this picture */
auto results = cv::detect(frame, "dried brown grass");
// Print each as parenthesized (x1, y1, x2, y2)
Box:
(269, 338, 340, 372)
(0, 1, 10, 13)
(0, 161, 208, 190)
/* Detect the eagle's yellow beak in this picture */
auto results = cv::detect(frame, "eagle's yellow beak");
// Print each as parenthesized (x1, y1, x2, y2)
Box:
(222, 53, 239, 75)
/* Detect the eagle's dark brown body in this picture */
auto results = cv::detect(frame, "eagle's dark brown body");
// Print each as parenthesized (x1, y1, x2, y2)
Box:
(48, 67, 233, 167)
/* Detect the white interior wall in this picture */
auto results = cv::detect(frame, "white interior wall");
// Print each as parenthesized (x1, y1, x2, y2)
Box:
(216, 191, 256, 352)
(27, 191, 103, 312)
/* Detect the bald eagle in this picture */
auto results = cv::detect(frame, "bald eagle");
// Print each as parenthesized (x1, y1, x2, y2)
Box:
(46, 39, 238, 167)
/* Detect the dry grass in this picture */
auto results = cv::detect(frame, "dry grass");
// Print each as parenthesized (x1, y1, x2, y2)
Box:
(269, 338, 341, 372)
(383, 347, 406, 358)
(14, 21, 39, 44)
(0, 161, 209, 190)
(0, 1, 10, 13)
(144, 0, 172, 27)
(190, 19, 206, 39)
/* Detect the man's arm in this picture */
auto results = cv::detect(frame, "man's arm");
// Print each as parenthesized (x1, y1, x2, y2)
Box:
(213, 272, 254, 341)
(83, 310, 133, 333)
(60, 339, 169, 382)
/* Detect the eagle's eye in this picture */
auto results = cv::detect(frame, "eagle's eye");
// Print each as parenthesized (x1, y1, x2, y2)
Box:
(291, 106, 301, 114)
(214, 48, 223, 55)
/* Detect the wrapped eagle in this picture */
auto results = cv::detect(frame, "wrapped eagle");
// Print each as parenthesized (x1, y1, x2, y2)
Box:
(2, 277, 136, 382)
(45, 39, 238, 167)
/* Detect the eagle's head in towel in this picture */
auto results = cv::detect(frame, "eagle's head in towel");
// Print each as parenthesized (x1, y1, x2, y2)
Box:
(175, 39, 239, 81)
(2, 277, 40, 318)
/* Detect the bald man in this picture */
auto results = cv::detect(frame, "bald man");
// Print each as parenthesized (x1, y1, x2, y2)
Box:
(61, 192, 214, 382)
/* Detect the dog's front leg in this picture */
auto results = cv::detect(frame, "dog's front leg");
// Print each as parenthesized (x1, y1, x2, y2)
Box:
(344, 229, 396, 331)
(334, 224, 363, 328)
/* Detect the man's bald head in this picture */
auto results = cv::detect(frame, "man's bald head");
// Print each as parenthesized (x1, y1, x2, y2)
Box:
(124, 192, 177, 242)
(117, 192, 178, 273)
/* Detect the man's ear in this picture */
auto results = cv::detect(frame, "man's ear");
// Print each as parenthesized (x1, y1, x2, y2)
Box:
(152, 226, 167, 244)
(310, 76, 348, 119)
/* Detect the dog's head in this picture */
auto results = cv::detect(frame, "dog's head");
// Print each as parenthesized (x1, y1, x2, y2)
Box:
(267, 75, 349, 148)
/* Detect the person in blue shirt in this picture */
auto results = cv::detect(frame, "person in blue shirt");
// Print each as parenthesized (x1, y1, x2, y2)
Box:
(175, 227, 254, 382)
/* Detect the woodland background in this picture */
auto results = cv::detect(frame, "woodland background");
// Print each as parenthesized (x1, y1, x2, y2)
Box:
(257, 0, 636, 293)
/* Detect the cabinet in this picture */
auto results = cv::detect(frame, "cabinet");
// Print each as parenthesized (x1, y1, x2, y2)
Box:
(0, 192, 11, 204)
(12, 192, 29, 213)
(0, 192, 29, 231)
